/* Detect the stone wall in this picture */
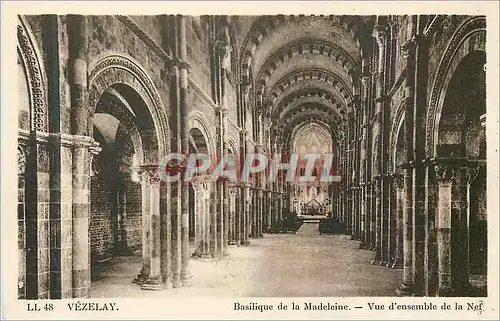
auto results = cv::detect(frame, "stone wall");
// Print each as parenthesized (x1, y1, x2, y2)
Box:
(87, 16, 170, 118)
(90, 175, 113, 260)
(124, 180, 142, 252)
(186, 17, 212, 97)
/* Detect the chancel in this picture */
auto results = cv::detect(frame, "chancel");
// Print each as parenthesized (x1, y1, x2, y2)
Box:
(16, 14, 487, 299)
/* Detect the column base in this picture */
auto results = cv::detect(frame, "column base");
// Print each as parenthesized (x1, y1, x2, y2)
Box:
(162, 276, 173, 289)
(199, 253, 212, 260)
(438, 283, 473, 297)
(140, 276, 163, 291)
(132, 270, 149, 285)
(395, 282, 415, 296)
(181, 272, 193, 287)
(438, 285, 455, 297)
(172, 274, 182, 288)
(370, 252, 382, 265)
(358, 242, 368, 250)
(391, 257, 403, 269)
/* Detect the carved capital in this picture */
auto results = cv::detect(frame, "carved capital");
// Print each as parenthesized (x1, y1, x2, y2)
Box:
(138, 164, 162, 185)
(464, 164, 483, 184)
(400, 39, 416, 58)
(434, 163, 459, 184)
(168, 57, 191, 72)
(361, 74, 371, 86)
(373, 25, 388, 47)
(432, 158, 485, 184)
(392, 173, 404, 189)
(215, 105, 228, 115)
(17, 146, 27, 175)
(82, 139, 101, 177)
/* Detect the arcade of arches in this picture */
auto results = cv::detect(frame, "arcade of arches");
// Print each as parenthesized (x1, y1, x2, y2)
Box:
(17, 14, 487, 298)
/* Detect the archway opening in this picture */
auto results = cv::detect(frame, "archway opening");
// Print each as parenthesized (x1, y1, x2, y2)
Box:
(439, 50, 487, 295)
(17, 53, 31, 299)
(89, 83, 159, 286)
(188, 127, 211, 257)
(291, 121, 333, 217)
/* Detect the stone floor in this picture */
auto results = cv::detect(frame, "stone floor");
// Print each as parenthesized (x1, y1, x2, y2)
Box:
(90, 223, 403, 298)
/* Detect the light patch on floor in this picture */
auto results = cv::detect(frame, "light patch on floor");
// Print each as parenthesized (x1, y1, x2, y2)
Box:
(90, 224, 403, 298)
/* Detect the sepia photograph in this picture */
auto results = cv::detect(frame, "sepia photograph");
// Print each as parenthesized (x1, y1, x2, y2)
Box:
(3, 1, 499, 319)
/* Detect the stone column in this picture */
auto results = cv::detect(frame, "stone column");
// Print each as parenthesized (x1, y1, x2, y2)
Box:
(413, 30, 430, 296)
(434, 161, 479, 296)
(49, 135, 88, 300)
(200, 183, 211, 258)
(391, 173, 404, 269)
(177, 15, 192, 285)
(372, 176, 382, 264)
(278, 192, 284, 230)
(160, 175, 172, 287)
(44, 14, 85, 296)
(413, 161, 427, 294)
(140, 166, 163, 290)
(234, 184, 241, 245)
(385, 175, 395, 267)
(23, 134, 49, 299)
(359, 183, 367, 249)
(364, 183, 372, 249)
(17, 139, 27, 299)
(350, 188, 356, 239)
(251, 186, 257, 238)
(133, 170, 151, 285)
(370, 183, 377, 250)
(425, 164, 439, 295)
(381, 175, 391, 266)
(242, 183, 251, 245)
(434, 163, 454, 296)
(396, 22, 417, 294)
(272, 190, 279, 230)
(190, 181, 201, 256)
(171, 169, 182, 288)
(352, 111, 361, 240)
(45, 13, 80, 293)
(72, 137, 95, 298)
(215, 105, 229, 257)
(65, 14, 94, 299)
(239, 128, 248, 245)
(228, 185, 237, 244)
(359, 64, 371, 248)
(372, 24, 388, 266)
(266, 190, 272, 232)
(258, 188, 264, 237)
(166, 15, 182, 289)
(396, 165, 415, 295)
(210, 186, 219, 257)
